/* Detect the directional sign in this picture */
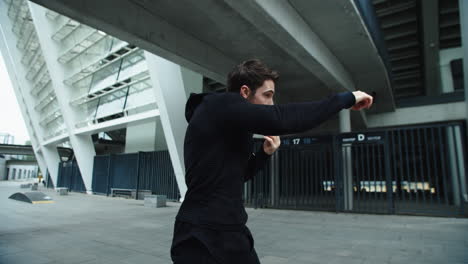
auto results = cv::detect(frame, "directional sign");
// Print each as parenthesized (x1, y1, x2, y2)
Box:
(339, 132, 385, 145)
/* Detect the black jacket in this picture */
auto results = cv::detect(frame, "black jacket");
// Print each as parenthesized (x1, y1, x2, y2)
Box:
(176, 91, 356, 229)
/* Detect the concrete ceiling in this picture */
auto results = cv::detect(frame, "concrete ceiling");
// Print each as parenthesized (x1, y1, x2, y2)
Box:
(30, 0, 395, 124)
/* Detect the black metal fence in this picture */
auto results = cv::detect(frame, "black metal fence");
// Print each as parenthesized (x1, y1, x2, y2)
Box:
(243, 122, 468, 217)
(276, 136, 336, 211)
(243, 141, 271, 208)
(92, 151, 180, 200)
(388, 124, 467, 216)
(57, 160, 86, 192)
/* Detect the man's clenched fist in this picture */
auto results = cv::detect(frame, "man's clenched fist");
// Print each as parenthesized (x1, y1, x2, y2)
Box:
(351, 91, 373, 111)
(263, 136, 280, 155)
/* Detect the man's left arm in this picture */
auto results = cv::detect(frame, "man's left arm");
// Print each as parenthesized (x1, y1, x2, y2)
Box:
(244, 136, 280, 182)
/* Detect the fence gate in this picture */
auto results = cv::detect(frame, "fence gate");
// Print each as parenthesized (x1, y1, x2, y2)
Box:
(388, 123, 467, 216)
(336, 132, 392, 214)
(243, 136, 337, 211)
(244, 122, 467, 217)
(276, 136, 336, 211)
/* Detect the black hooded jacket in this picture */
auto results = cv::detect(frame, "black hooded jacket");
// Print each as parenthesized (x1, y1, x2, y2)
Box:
(176, 91, 356, 229)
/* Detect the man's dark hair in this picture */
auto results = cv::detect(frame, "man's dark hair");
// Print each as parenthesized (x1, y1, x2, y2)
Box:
(226, 59, 279, 94)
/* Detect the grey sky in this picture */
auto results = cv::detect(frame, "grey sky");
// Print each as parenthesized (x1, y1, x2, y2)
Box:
(0, 53, 30, 145)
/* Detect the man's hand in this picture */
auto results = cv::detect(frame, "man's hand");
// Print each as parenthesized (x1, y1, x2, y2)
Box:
(351, 91, 373, 111)
(263, 136, 280, 155)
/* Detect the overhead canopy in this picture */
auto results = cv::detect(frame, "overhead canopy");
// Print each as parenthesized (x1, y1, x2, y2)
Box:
(30, 0, 395, 128)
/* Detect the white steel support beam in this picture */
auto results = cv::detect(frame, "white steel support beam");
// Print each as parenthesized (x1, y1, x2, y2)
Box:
(0, 2, 60, 185)
(29, 2, 96, 192)
(224, 0, 355, 92)
(145, 51, 202, 201)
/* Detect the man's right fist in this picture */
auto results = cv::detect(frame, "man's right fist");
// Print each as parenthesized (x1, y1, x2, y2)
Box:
(351, 91, 373, 111)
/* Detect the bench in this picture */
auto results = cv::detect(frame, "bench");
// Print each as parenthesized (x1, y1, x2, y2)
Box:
(20, 183, 32, 188)
(110, 188, 151, 200)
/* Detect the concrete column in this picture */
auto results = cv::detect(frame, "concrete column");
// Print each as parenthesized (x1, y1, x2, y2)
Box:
(0, 157, 6, 180)
(446, 127, 461, 205)
(0, 3, 61, 185)
(454, 126, 467, 202)
(181, 67, 203, 96)
(339, 109, 353, 210)
(34, 146, 58, 187)
(29, 2, 96, 193)
(460, 0, 468, 148)
(446, 125, 467, 203)
(154, 117, 168, 151)
(145, 51, 203, 201)
(339, 109, 351, 133)
(34, 151, 48, 182)
(125, 122, 156, 153)
(421, 0, 441, 96)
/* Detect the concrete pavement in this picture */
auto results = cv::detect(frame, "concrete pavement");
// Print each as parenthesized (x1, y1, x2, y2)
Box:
(1, 180, 467, 264)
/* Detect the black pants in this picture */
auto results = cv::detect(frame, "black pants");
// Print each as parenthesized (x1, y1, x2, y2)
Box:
(171, 220, 260, 264)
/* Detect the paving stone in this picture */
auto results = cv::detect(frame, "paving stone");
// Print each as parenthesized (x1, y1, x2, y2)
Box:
(259, 255, 289, 264)
(0, 251, 52, 264)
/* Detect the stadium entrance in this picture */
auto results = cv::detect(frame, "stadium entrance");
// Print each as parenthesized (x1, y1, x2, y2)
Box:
(244, 122, 467, 217)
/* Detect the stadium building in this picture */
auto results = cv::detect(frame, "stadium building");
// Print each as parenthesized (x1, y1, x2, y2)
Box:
(0, 0, 466, 217)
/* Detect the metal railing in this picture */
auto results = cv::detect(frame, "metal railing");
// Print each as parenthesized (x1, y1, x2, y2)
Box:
(30, 72, 51, 96)
(52, 19, 81, 41)
(39, 109, 62, 127)
(64, 42, 134, 86)
(57, 30, 108, 64)
(70, 71, 150, 106)
(35, 90, 56, 112)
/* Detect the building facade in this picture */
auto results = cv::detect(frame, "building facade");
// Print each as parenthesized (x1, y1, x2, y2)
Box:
(0, 0, 205, 197)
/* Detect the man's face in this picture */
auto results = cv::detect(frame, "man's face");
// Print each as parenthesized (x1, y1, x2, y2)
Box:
(241, 79, 275, 105)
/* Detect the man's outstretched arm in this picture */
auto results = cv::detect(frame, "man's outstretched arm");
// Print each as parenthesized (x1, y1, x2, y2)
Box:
(220, 91, 372, 136)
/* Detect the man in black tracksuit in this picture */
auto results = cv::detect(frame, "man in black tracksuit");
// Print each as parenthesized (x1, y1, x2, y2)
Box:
(171, 59, 373, 263)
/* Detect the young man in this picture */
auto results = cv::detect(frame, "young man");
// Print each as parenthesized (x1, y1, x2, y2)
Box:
(171, 59, 373, 264)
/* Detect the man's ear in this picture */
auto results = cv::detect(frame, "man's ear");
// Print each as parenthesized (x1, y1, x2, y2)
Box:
(240, 85, 251, 99)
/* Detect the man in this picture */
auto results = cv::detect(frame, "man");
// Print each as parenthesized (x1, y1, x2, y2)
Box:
(171, 59, 373, 263)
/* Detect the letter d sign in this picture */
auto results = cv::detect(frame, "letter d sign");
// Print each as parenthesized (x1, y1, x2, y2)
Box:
(358, 134, 365, 141)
